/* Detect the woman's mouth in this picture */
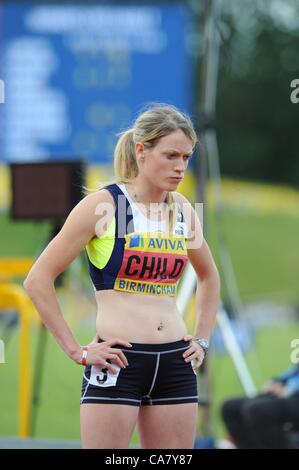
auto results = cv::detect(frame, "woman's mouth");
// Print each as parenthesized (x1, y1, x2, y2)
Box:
(169, 177, 183, 182)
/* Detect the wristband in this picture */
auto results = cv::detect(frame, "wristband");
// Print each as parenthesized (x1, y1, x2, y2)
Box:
(81, 346, 88, 366)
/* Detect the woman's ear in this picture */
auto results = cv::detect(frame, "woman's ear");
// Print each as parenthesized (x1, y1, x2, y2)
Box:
(135, 142, 145, 163)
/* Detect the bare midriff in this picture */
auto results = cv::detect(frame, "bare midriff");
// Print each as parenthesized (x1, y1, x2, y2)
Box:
(95, 289, 187, 344)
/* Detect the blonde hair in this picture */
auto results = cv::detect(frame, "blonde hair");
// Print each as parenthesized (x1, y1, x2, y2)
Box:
(86, 103, 198, 232)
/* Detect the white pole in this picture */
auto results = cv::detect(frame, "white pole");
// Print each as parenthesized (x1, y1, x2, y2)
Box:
(177, 266, 257, 396)
(217, 306, 257, 396)
(176, 262, 197, 313)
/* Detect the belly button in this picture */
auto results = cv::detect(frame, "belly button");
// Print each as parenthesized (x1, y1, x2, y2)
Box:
(157, 322, 163, 331)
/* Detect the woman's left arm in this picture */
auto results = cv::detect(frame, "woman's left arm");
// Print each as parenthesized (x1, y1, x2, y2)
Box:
(187, 238, 221, 341)
(174, 192, 221, 368)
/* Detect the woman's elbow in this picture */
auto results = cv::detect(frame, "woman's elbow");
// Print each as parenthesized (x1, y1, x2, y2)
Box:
(23, 270, 53, 297)
(23, 273, 39, 297)
(209, 266, 221, 289)
(198, 267, 221, 294)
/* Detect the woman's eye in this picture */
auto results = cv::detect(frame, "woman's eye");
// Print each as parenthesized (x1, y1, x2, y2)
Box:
(166, 154, 191, 161)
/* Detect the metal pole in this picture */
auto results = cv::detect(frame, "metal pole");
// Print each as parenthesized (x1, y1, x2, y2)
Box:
(181, 0, 257, 399)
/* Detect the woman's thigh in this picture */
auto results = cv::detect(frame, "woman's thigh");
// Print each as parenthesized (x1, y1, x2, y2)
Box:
(137, 403, 198, 449)
(80, 403, 139, 449)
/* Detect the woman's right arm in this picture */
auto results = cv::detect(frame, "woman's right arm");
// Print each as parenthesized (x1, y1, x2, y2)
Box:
(23, 190, 131, 372)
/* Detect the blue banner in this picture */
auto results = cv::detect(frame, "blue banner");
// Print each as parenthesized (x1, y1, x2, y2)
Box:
(0, 3, 194, 163)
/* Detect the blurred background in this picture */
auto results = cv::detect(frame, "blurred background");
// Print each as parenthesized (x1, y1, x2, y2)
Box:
(0, 0, 299, 448)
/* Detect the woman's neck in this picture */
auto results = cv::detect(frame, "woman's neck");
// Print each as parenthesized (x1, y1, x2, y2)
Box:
(125, 179, 168, 205)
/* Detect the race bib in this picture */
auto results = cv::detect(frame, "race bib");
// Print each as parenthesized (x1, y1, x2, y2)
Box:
(89, 363, 121, 387)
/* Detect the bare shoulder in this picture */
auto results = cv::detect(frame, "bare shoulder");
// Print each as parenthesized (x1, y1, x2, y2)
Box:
(70, 187, 116, 227)
(78, 187, 115, 210)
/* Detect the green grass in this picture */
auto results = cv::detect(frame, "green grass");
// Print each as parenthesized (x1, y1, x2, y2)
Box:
(207, 208, 299, 304)
(1, 181, 299, 443)
(1, 321, 298, 442)
(0, 213, 52, 258)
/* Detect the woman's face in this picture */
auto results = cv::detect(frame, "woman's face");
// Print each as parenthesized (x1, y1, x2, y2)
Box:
(136, 129, 194, 191)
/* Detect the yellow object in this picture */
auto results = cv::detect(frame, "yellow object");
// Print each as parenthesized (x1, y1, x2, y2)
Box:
(0, 164, 10, 211)
(86, 217, 116, 269)
(0, 258, 40, 438)
(0, 258, 34, 282)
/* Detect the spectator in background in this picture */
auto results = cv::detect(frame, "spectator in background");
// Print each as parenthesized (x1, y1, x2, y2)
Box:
(221, 365, 299, 449)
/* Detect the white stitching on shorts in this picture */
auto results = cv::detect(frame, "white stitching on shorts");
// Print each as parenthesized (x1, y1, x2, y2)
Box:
(142, 353, 161, 405)
(149, 396, 199, 402)
(81, 396, 141, 404)
(81, 373, 91, 402)
(121, 346, 189, 355)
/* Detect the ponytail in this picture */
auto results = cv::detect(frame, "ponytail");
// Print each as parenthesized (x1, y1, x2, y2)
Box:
(114, 129, 138, 183)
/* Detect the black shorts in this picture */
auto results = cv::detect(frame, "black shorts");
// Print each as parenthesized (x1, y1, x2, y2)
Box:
(80, 339, 198, 406)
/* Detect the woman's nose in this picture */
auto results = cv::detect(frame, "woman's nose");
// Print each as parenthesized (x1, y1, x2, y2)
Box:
(174, 159, 186, 172)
